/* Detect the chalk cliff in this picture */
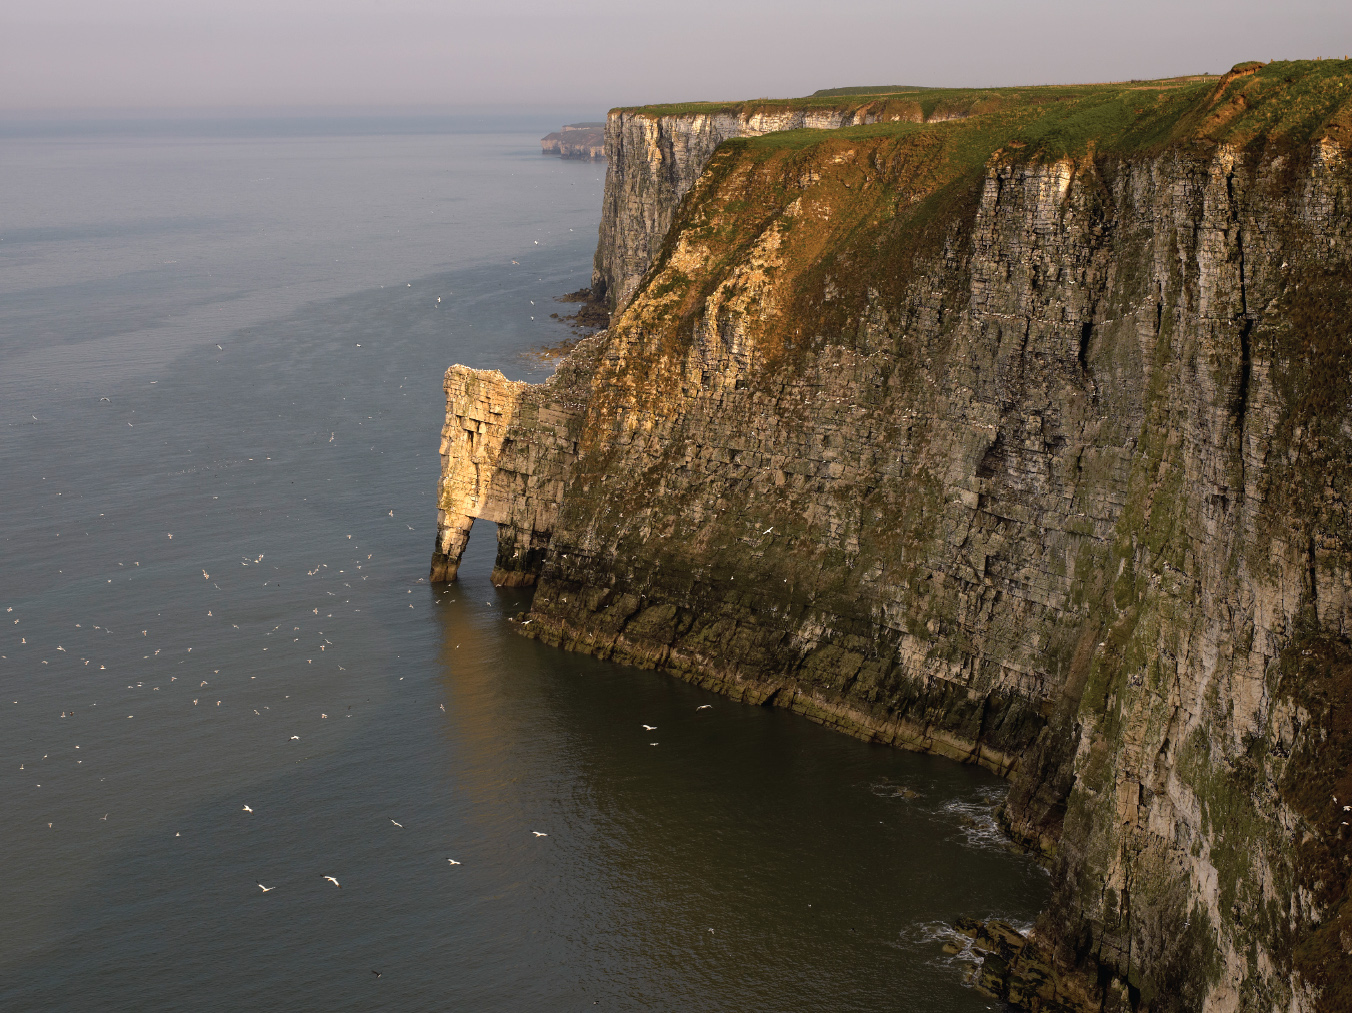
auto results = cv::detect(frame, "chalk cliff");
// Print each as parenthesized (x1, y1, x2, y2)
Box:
(541, 122, 606, 160)
(434, 63, 1352, 1011)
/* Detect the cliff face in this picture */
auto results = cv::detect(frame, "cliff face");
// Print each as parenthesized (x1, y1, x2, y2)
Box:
(435, 64, 1352, 1010)
(591, 98, 929, 311)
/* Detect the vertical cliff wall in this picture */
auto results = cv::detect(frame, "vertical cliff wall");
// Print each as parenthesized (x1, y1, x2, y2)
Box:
(435, 64, 1352, 1010)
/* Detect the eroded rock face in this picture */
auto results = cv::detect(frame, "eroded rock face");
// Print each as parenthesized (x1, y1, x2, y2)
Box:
(431, 337, 601, 586)
(435, 86, 1352, 1010)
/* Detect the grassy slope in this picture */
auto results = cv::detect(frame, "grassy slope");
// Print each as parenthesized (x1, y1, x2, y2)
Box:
(620, 60, 1352, 155)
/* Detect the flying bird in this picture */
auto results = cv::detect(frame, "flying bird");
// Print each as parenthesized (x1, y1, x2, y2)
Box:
(371, 970, 381, 978)
(447, 858, 461, 865)
(323, 876, 341, 888)
(390, 820, 403, 828)
(696, 705, 712, 711)
(531, 831, 548, 837)
(257, 882, 275, 892)
(242, 805, 253, 813)
(642, 724, 656, 731)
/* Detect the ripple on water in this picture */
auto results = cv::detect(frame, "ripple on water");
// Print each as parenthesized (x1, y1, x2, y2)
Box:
(940, 784, 1018, 852)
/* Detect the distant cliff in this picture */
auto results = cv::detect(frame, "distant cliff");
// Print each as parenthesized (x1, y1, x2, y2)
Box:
(541, 122, 606, 160)
(437, 62, 1352, 1012)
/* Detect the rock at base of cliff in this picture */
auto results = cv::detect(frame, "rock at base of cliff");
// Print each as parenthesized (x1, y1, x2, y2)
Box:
(955, 918, 1118, 1012)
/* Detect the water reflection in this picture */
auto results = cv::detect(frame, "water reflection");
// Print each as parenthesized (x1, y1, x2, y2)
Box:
(424, 542, 1049, 1011)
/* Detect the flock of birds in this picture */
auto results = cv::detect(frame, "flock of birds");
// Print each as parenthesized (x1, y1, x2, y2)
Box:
(10, 525, 727, 965)
(223, 705, 721, 901)
(6, 224, 757, 997)
(11, 346, 737, 986)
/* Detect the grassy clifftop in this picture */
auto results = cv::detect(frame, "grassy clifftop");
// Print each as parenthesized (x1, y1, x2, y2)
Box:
(621, 60, 1352, 156)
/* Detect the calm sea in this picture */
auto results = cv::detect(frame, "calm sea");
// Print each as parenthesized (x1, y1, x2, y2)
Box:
(0, 114, 1047, 1012)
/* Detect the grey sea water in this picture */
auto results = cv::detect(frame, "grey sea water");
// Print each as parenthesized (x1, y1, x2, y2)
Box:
(0, 115, 1047, 1012)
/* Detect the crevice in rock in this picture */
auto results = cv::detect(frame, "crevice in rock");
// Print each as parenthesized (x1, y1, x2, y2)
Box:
(1234, 317, 1253, 429)
(1307, 533, 1319, 624)
(976, 432, 1005, 479)
(1228, 170, 1253, 492)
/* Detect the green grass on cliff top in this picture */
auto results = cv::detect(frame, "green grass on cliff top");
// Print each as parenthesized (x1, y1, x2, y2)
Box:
(629, 59, 1352, 361)
(620, 60, 1352, 159)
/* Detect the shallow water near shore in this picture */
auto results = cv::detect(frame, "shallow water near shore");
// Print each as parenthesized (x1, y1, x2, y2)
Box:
(0, 117, 1048, 1011)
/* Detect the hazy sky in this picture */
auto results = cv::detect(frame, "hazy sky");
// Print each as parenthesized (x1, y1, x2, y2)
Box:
(3, 0, 1350, 113)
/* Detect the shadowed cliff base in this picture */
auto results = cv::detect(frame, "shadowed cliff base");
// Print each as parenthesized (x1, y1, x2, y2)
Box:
(435, 59, 1352, 1011)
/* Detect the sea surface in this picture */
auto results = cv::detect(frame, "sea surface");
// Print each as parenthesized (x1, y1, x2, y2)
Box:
(0, 114, 1048, 1011)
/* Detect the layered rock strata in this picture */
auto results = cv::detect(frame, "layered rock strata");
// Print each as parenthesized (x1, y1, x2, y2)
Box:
(431, 338, 600, 586)
(435, 65, 1352, 1010)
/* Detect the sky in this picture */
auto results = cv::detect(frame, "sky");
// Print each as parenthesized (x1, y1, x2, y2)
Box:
(2, 0, 1350, 113)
